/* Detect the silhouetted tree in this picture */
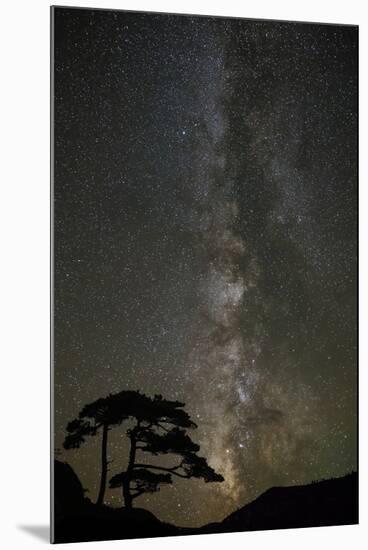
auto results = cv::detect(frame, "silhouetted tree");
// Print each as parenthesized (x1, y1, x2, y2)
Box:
(63, 394, 128, 506)
(108, 392, 224, 509)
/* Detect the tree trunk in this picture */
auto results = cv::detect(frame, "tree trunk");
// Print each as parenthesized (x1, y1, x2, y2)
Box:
(96, 423, 109, 506)
(122, 429, 137, 509)
(122, 478, 133, 510)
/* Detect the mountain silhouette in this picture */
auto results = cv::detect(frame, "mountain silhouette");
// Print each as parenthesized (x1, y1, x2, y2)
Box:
(200, 472, 358, 534)
(52, 460, 358, 543)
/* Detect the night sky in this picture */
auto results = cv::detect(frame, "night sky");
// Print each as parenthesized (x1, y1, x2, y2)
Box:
(53, 8, 357, 527)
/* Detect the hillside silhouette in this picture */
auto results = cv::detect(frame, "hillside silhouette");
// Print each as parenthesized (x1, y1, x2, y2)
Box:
(200, 472, 358, 535)
(53, 460, 358, 543)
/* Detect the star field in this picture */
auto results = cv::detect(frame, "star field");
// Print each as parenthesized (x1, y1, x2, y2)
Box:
(53, 8, 357, 527)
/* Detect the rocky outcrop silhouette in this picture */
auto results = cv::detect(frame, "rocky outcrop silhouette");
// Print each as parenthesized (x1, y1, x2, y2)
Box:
(52, 460, 186, 543)
(53, 460, 86, 522)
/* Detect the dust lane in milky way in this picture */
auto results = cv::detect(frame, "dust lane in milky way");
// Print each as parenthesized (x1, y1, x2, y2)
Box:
(54, 8, 357, 526)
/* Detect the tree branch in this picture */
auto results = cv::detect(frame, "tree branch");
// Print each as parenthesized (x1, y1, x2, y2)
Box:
(133, 463, 189, 479)
(157, 423, 171, 432)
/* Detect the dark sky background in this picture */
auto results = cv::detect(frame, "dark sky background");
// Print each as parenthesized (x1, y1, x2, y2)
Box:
(53, 8, 357, 528)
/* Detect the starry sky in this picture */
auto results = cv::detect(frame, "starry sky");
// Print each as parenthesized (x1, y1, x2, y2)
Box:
(53, 8, 357, 528)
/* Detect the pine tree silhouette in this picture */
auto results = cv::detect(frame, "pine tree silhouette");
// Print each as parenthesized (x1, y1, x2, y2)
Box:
(63, 393, 128, 505)
(108, 392, 224, 509)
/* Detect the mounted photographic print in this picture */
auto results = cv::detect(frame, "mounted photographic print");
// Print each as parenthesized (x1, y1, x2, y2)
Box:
(51, 6, 358, 544)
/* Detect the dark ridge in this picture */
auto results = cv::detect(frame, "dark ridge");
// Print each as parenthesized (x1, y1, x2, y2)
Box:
(200, 472, 358, 534)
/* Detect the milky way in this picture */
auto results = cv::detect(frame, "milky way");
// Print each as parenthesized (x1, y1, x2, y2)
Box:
(53, 8, 357, 527)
